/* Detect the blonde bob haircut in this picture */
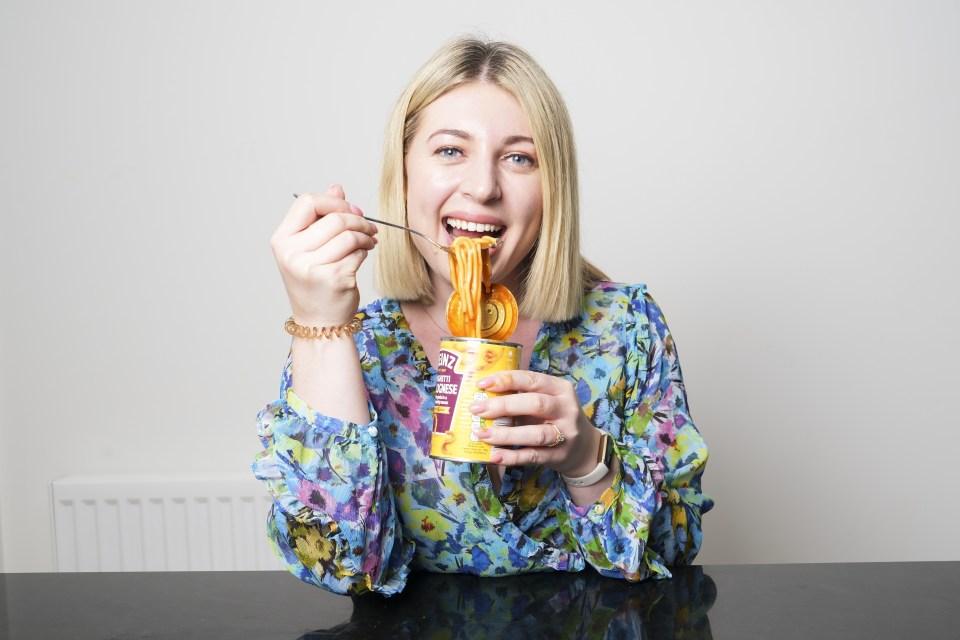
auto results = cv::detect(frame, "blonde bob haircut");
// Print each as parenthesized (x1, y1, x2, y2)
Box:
(374, 36, 607, 322)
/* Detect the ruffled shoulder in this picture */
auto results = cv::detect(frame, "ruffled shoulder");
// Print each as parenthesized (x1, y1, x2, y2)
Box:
(354, 298, 409, 353)
(549, 282, 649, 336)
(355, 297, 431, 382)
(581, 282, 648, 312)
(357, 297, 402, 327)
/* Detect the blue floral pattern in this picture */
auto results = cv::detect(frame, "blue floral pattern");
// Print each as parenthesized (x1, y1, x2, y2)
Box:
(253, 282, 712, 595)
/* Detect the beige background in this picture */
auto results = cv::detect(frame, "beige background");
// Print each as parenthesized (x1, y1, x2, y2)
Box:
(1, 1, 958, 572)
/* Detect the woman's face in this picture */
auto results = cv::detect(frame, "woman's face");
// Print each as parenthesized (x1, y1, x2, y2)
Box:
(404, 81, 543, 297)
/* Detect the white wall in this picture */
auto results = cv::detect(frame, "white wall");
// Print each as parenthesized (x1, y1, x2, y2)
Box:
(1, 1, 958, 571)
(0, 490, 4, 573)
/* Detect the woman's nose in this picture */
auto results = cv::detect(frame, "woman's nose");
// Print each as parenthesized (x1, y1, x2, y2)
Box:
(460, 158, 501, 203)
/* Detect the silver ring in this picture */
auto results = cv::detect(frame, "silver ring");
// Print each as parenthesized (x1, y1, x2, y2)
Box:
(547, 423, 566, 448)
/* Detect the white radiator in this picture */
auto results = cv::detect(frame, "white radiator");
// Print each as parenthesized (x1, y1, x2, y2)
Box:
(52, 473, 282, 572)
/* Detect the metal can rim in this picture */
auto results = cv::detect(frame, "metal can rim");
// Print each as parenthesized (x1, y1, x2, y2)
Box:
(439, 336, 523, 350)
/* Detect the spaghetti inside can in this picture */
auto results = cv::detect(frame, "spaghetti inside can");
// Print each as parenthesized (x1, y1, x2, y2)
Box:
(431, 337, 521, 463)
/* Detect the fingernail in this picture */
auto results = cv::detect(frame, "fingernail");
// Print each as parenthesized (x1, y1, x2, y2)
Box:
(490, 452, 503, 464)
(476, 377, 492, 389)
(469, 401, 486, 414)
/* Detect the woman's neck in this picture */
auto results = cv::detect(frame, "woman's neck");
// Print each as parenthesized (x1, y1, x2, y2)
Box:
(401, 299, 541, 372)
(407, 260, 536, 367)
(427, 257, 529, 310)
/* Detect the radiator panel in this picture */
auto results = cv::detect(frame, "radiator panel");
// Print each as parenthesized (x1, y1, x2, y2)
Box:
(52, 474, 281, 572)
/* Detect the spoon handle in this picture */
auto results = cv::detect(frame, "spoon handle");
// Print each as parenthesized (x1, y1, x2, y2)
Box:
(292, 193, 453, 253)
(363, 216, 454, 254)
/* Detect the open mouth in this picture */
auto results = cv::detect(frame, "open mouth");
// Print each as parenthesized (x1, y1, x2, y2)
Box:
(444, 217, 505, 240)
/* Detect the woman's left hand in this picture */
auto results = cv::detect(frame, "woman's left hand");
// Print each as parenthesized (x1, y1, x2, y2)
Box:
(469, 370, 602, 477)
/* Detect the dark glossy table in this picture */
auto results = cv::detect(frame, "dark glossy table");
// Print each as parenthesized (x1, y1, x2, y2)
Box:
(2, 562, 956, 639)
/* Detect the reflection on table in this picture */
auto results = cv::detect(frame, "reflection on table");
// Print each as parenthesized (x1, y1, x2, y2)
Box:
(3, 562, 958, 639)
(299, 567, 716, 639)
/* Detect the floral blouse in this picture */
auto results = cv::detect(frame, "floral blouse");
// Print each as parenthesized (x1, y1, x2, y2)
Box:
(253, 282, 712, 596)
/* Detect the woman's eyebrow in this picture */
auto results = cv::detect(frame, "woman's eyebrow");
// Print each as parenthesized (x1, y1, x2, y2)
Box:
(503, 135, 534, 146)
(428, 128, 470, 141)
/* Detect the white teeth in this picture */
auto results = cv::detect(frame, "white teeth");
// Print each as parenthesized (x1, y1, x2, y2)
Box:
(447, 218, 503, 233)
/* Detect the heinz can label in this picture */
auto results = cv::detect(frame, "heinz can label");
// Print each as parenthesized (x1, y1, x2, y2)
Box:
(430, 337, 521, 463)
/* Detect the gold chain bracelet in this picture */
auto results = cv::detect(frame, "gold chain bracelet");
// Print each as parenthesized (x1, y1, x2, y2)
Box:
(284, 316, 362, 339)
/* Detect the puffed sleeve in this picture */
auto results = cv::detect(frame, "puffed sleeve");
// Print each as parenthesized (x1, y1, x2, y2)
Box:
(251, 327, 415, 596)
(562, 286, 712, 580)
(627, 290, 712, 566)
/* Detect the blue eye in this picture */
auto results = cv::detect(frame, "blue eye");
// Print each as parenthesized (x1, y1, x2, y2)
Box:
(437, 146, 462, 158)
(505, 152, 536, 167)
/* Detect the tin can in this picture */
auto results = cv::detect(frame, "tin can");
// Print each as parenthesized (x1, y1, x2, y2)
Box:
(430, 337, 522, 463)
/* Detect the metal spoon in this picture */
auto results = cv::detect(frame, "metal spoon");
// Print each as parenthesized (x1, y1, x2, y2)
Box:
(363, 216, 457, 254)
(292, 193, 501, 254)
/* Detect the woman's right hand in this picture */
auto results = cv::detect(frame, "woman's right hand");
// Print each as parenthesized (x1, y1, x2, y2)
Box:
(270, 185, 378, 327)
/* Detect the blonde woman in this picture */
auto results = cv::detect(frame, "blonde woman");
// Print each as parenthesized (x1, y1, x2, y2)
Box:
(255, 37, 712, 596)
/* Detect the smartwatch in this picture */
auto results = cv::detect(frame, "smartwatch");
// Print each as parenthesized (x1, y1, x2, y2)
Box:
(561, 432, 615, 488)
